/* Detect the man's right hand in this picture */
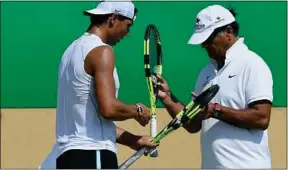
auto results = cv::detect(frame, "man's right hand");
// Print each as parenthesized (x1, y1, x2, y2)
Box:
(191, 92, 214, 120)
(156, 75, 171, 100)
(134, 103, 151, 126)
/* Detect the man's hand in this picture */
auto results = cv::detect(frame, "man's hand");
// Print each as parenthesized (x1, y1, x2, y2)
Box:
(129, 135, 159, 151)
(116, 127, 159, 152)
(191, 92, 215, 120)
(156, 75, 171, 100)
(134, 103, 151, 126)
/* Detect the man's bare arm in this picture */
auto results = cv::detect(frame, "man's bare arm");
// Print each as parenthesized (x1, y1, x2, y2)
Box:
(116, 126, 141, 150)
(84, 46, 139, 121)
(216, 100, 272, 130)
(161, 92, 202, 133)
(116, 126, 159, 150)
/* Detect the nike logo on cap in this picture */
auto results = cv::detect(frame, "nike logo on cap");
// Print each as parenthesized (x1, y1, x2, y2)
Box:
(228, 75, 236, 78)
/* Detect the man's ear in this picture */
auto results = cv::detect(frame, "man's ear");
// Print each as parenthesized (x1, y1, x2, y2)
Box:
(225, 26, 234, 37)
(108, 14, 117, 28)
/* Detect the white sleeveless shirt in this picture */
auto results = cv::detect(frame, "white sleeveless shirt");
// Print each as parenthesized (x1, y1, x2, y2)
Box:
(55, 33, 120, 156)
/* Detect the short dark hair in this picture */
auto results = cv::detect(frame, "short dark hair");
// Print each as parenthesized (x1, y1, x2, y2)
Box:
(87, 7, 138, 26)
(89, 14, 113, 25)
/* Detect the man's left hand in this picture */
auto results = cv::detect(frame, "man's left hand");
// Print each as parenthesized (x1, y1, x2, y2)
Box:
(129, 135, 159, 151)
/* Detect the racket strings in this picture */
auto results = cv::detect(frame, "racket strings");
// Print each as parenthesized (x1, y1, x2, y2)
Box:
(148, 31, 161, 96)
(149, 32, 158, 72)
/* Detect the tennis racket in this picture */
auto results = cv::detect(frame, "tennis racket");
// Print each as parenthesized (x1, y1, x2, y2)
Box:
(119, 84, 220, 169)
(144, 24, 163, 157)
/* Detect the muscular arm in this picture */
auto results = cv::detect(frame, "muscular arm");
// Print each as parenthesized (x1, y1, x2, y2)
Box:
(84, 46, 138, 121)
(116, 126, 141, 150)
(216, 100, 272, 130)
(217, 59, 273, 130)
(161, 92, 202, 133)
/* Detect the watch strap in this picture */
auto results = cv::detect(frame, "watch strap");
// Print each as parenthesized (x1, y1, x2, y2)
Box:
(212, 103, 221, 118)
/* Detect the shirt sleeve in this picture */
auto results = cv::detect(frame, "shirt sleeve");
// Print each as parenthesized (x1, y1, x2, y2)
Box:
(192, 71, 204, 100)
(192, 65, 212, 100)
(244, 58, 273, 105)
(194, 75, 202, 95)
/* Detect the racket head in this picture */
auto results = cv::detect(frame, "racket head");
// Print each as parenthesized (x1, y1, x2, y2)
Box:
(193, 84, 220, 108)
(152, 85, 220, 142)
(144, 24, 163, 97)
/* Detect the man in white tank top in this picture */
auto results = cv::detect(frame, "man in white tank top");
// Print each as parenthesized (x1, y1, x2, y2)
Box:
(39, 1, 158, 169)
(154, 5, 273, 169)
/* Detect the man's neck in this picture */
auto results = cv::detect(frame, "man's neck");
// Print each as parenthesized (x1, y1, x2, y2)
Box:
(216, 60, 225, 71)
(225, 37, 239, 54)
(216, 36, 239, 70)
(87, 25, 109, 44)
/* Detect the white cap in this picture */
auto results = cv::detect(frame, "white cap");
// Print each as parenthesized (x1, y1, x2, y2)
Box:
(188, 5, 235, 45)
(84, 1, 136, 21)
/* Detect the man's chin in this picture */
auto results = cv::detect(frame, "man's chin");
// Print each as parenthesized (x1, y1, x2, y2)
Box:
(107, 42, 117, 46)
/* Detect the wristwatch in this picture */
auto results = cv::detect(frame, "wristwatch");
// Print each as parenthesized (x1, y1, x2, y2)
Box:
(136, 103, 143, 116)
(212, 103, 222, 118)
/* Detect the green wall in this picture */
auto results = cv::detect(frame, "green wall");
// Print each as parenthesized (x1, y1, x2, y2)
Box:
(1, 1, 287, 108)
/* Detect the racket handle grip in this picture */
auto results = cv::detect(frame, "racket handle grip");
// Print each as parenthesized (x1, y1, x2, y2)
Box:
(150, 116, 158, 157)
(150, 116, 157, 137)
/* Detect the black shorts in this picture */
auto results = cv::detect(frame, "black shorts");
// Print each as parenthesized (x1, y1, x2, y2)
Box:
(56, 149, 118, 169)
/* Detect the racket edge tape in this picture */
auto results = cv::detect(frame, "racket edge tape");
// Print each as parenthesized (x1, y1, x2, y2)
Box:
(118, 84, 220, 169)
